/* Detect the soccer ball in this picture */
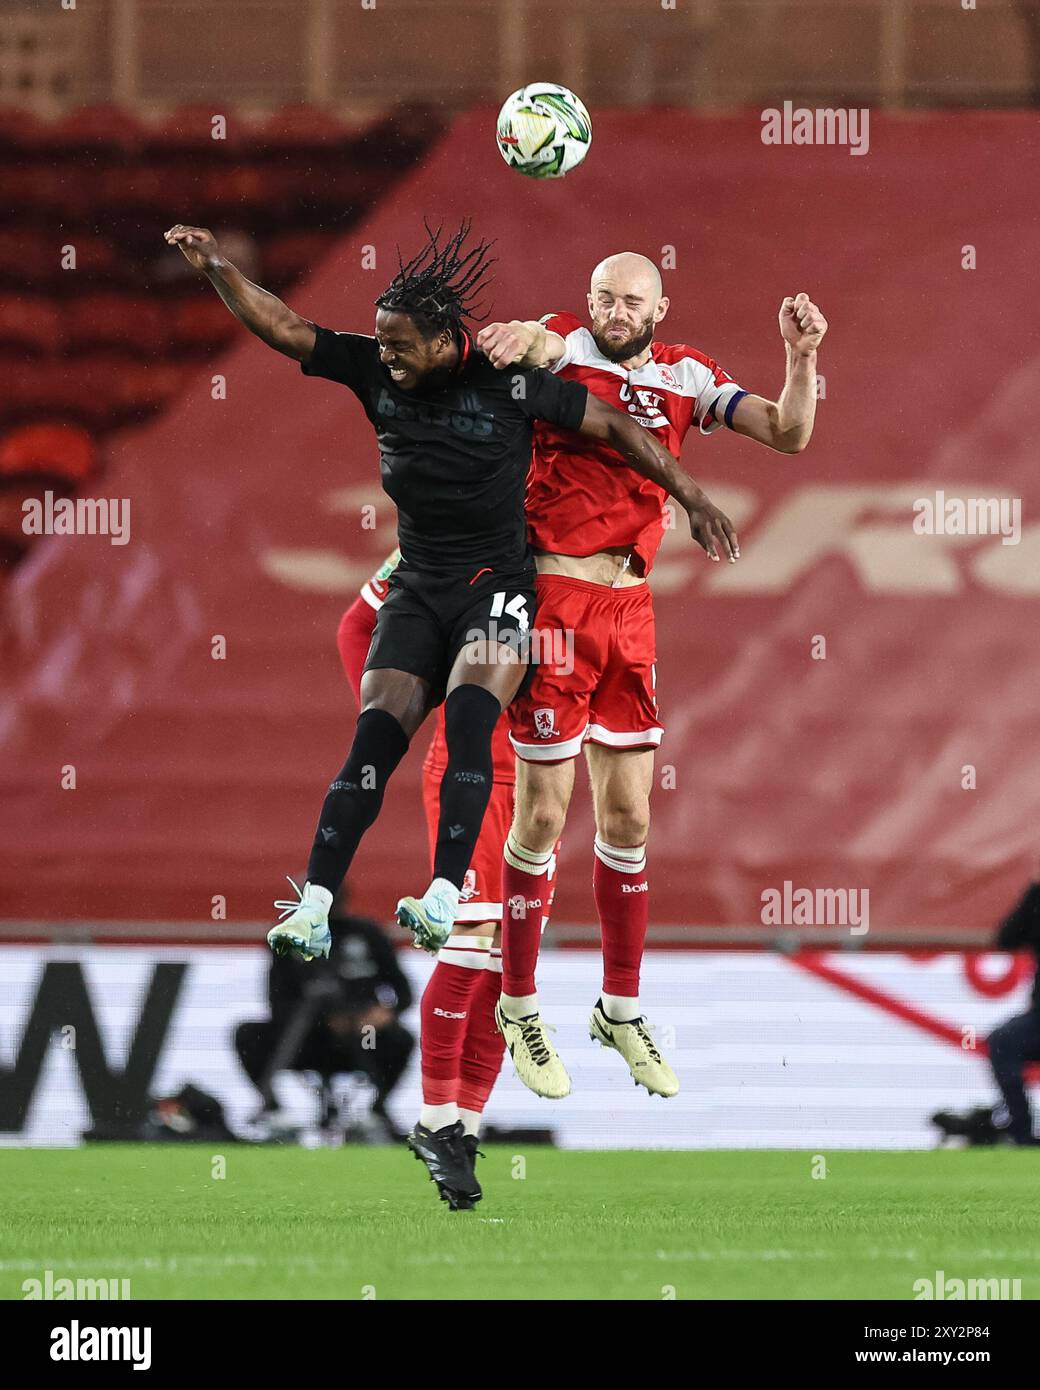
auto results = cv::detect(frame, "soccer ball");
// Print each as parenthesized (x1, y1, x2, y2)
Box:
(496, 83, 592, 179)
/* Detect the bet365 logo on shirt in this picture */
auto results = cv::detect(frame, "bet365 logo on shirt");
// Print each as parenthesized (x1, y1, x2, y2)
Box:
(375, 388, 494, 437)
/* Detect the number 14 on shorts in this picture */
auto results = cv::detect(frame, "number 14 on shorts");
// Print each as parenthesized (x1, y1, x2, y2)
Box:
(489, 590, 530, 634)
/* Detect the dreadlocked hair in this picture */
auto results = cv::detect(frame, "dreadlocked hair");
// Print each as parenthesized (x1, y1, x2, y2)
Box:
(375, 220, 496, 339)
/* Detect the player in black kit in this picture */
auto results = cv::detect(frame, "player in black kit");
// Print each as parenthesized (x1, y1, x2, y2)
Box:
(164, 220, 735, 963)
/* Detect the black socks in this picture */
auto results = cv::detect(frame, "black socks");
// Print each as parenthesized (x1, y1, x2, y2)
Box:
(306, 708, 410, 895)
(433, 685, 502, 889)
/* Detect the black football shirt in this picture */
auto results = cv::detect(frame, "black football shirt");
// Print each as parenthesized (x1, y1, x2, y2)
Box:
(301, 325, 589, 577)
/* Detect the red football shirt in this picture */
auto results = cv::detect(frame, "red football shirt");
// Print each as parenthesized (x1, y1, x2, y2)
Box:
(526, 311, 746, 575)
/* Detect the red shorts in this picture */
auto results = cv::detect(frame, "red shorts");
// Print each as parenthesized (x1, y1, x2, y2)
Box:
(509, 574, 663, 762)
(422, 772, 515, 924)
(421, 767, 560, 926)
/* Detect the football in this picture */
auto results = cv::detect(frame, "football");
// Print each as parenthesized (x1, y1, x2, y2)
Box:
(495, 82, 592, 179)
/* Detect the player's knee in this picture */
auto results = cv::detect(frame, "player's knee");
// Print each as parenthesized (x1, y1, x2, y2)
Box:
(320, 779, 376, 825)
(514, 795, 566, 849)
(598, 802, 650, 847)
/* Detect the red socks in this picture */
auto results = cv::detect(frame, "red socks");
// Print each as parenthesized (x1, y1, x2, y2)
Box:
(458, 957, 506, 1114)
(419, 937, 505, 1113)
(419, 950, 485, 1106)
(500, 831, 555, 998)
(593, 836, 649, 997)
(500, 830, 646, 999)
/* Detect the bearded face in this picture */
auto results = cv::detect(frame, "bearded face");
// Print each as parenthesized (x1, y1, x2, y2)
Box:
(587, 256, 668, 364)
(590, 308, 657, 363)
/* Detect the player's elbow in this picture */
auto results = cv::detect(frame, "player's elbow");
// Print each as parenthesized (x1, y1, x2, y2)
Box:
(769, 411, 810, 454)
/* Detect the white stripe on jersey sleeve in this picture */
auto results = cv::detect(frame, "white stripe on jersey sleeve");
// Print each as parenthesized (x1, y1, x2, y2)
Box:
(632, 355, 745, 435)
(540, 317, 599, 375)
(539, 321, 746, 430)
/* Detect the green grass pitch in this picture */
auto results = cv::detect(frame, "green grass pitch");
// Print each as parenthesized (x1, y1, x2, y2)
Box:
(2, 1146, 1037, 1300)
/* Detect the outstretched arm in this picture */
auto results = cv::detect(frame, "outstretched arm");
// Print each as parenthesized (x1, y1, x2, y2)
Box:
(729, 293, 827, 453)
(477, 319, 565, 369)
(577, 395, 739, 563)
(163, 224, 317, 363)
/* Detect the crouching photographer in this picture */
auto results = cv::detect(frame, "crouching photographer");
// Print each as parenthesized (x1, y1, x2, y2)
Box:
(987, 881, 1040, 1145)
(932, 881, 1040, 1146)
(235, 884, 414, 1139)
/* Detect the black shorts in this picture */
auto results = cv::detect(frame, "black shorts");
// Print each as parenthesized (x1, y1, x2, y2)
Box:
(363, 562, 538, 706)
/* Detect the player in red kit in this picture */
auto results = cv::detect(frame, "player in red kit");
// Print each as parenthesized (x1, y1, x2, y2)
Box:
(337, 548, 559, 1208)
(478, 254, 827, 1099)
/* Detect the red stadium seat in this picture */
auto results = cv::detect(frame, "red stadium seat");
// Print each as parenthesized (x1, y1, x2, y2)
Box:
(0, 481, 37, 551)
(0, 106, 45, 152)
(4, 356, 128, 430)
(99, 162, 165, 213)
(354, 104, 445, 164)
(0, 359, 45, 424)
(0, 423, 98, 483)
(200, 163, 270, 214)
(0, 295, 63, 355)
(151, 104, 249, 152)
(0, 227, 127, 293)
(168, 295, 239, 353)
(9, 164, 103, 222)
(1, 166, 61, 216)
(260, 104, 349, 149)
(63, 293, 167, 356)
(262, 230, 336, 284)
(0, 231, 59, 289)
(41, 104, 145, 154)
(112, 361, 190, 417)
(73, 234, 122, 282)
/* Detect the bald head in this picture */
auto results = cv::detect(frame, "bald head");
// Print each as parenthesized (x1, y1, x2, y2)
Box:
(587, 252, 669, 364)
(590, 252, 663, 301)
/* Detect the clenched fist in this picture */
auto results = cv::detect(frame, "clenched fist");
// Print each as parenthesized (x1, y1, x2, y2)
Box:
(476, 320, 536, 369)
(164, 224, 223, 273)
(779, 292, 827, 355)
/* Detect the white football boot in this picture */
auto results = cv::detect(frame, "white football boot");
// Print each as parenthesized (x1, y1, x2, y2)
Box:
(268, 877, 332, 962)
(495, 1002, 571, 1099)
(589, 1001, 679, 1097)
(396, 878, 457, 953)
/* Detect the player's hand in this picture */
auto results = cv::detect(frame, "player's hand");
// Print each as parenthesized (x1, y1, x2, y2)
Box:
(476, 319, 535, 369)
(164, 224, 222, 272)
(686, 496, 740, 563)
(779, 292, 827, 355)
